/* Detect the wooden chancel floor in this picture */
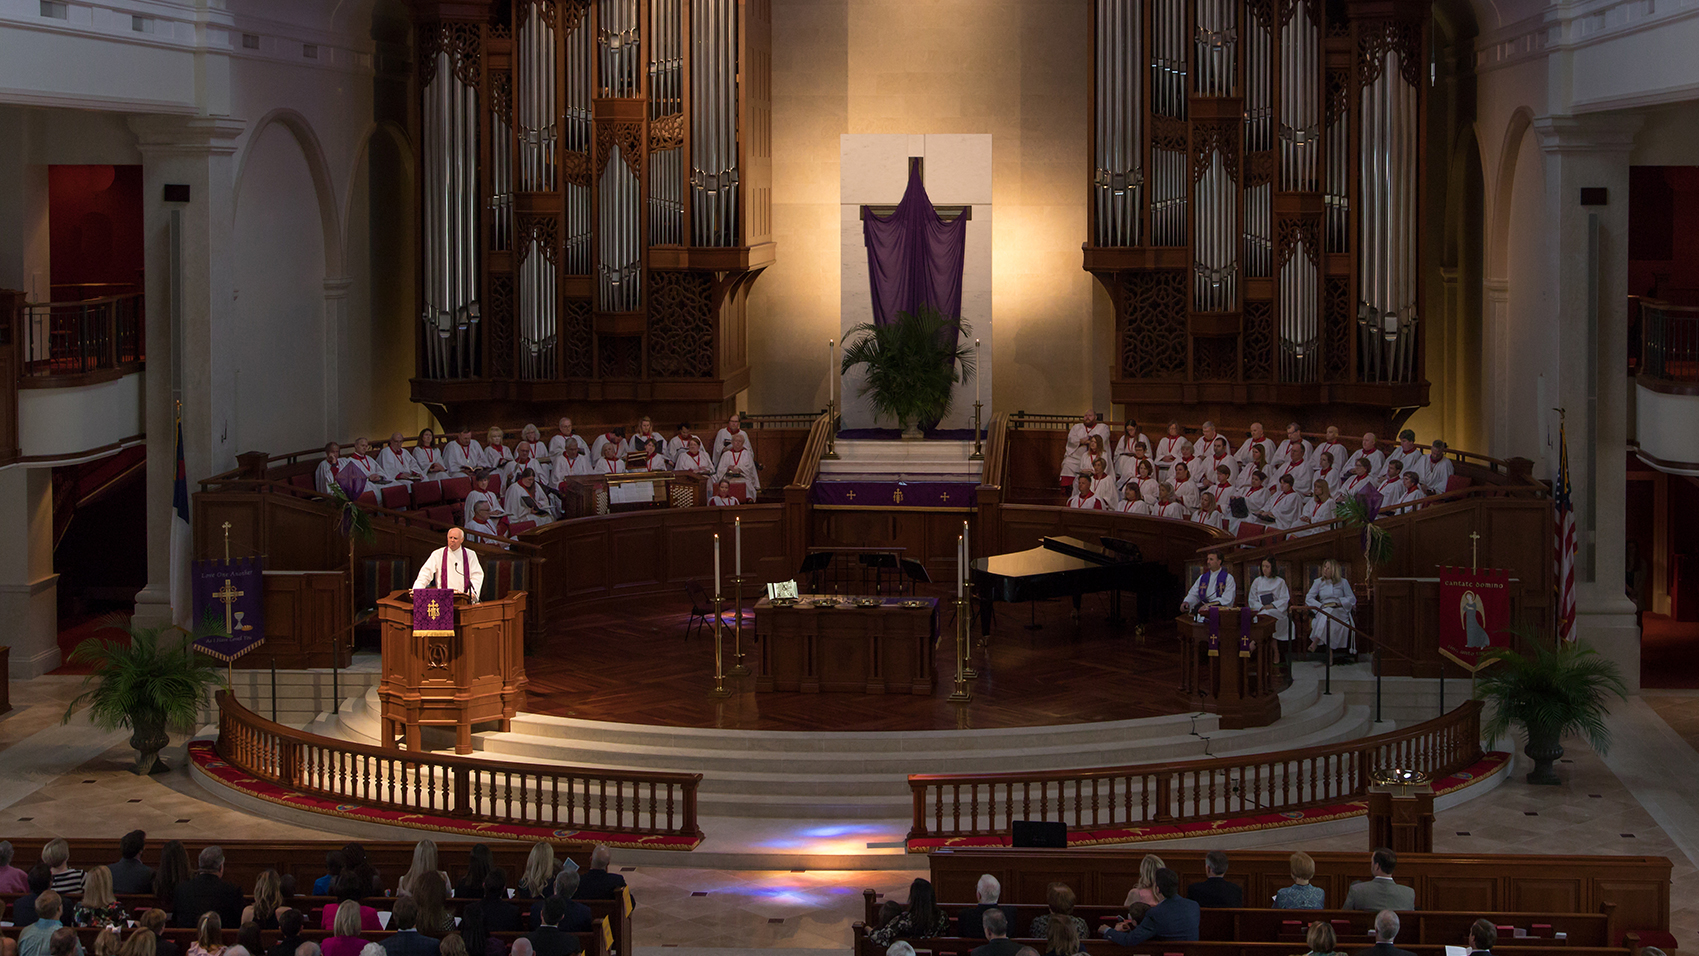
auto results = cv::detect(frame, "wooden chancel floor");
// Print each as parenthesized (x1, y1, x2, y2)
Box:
(521, 589, 1193, 731)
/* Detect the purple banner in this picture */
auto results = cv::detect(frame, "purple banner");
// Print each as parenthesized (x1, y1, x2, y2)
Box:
(191, 556, 266, 662)
(863, 160, 968, 327)
(812, 480, 977, 509)
(413, 588, 456, 637)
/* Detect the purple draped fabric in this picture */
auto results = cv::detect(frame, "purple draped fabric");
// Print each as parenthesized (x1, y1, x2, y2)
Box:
(862, 160, 968, 326)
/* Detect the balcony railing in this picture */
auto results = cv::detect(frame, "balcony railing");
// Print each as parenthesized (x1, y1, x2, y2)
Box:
(20, 293, 145, 379)
(1640, 298, 1699, 387)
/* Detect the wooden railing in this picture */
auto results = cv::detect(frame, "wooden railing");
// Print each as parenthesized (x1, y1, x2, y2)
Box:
(1639, 298, 1699, 388)
(20, 293, 144, 380)
(906, 699, 1483, 843)
(790, 410, 832, 487)
(979, 410, 1011, 491)
(216, 691, 703, 842)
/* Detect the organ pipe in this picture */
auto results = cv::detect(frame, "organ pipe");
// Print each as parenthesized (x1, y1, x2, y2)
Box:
(1151, 0, 1187, 118)
(420, 44, 479, 380)
(690, 0, 739, 246)
(519, 230, 558, 378)
(599, 0, 642, 97)
(1193, 148, 1237, 311)
(649, 0, 684, 244)
(598, 146, 643, 311)
(1094, 0, 1142, 247)
(1279, 0, 1320, 192)
(518, 0, 557, 192)
(1358, 41, 1419, 384)
(1193, 0, 1236, 96)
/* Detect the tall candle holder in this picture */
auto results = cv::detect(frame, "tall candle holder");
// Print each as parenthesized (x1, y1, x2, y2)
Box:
(969, 400, 984, 461)
(709, 591, 732, 698)
(949, 592, 973, 702)
(729, 574, 750, 676)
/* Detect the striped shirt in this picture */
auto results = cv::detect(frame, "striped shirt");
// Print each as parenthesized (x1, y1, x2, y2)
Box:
(50, 867, 84, 897)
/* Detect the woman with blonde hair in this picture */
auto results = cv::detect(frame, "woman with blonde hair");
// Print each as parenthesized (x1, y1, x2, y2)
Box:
(1302, 920, 1341, 956)
(240, 870, 285, 929)
(42, 838, 84, 898)
(187, 912, 226, 956)
(1124, 854, 1165, 909)
(1043, 914, 1083, 956)
(74, 865, 125, 928)
(1305, 557, 1358, 654)
(321, 901, 370, 956)
(92, 926, 123, 956)
(1274, 852, 1325, 908)
(117, 929, 158, 956)
(398, 841, 448, 898)
(517, 843, 556, 899)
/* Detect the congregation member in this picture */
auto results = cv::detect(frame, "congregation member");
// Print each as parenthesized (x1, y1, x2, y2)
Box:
(1067, 478, 1106, 510)
(13, 865, 50, 927)
(572, 847, 631, 904)
(17, 892, 65, 956)
(1125, 855, 1165, 909)
(1027, 883, 1089, 941)
(1356, 911, 1417, 956)
(72, 867, 124, 928)
(1463, 918, 1497, 956)
(517, 843, 558, 900)
(1344, 432, 1386, 481)
(344, 438, 393, 489)
(505, 470, 556, 527)
(1275, 422, 1311, 466)
(671, 436, 713, 476)
(1060, 411, 1112, 484)
(1186, 851, 1243, 907)
(1099, 869, 1198, 945)
(321, 875, 381, 933)
(464, 470, 505, 519)
(553, 441, 592, 479)
(1117, 483, 1152, 515)
(377, 899, 438, 956)
(266, 910, 308, 956)
(1273, 852, 1325, 908)
(968, 910, 1021, 956)
(172, 847, 243, 929)
(315, 443, 347, 496)
(710, 414, 747, 460)
(955, 874, 1002, 939)
(1236, 422, 1276, 467)
(312, 853, 344, 896)
(1301, 922, 1342, 956)
(240, 870, 286, 929)
(592, 444, 626, 475)
(1182, 550, 1235, 611)
(0, 842, 29, 893)
(464, 501, 503, 546)
(1253, 474, 1303, 529)
(1306, 559, 1359, 655)
(380, 433, 424, 486)
(1247, 558, 1292, 648)
(708, 480, 741, 506)
(1191, 491, 1227, 530)
(868, 878, 950, 947)
(714, 433, 760, 501)
(666, 423, 699, 461)
(40, 841, 81, 899)
(1311, 425, 1348, 475)
(414, 527, 484, 601)
(1154, 423, 1189, 480)
(411, 429, 448, 480)
(106, 832, 153, 896)
(1343, 849, 1415, 911)
(153, 843, 191, 912)
(445, 430, 483, 476)
(526, 898, 581, 956)
(1153, 484, 1185, 519)
(463, 871, 520, 934)
(1421, 440, 1454, 494)
(321, 902, 370, 956)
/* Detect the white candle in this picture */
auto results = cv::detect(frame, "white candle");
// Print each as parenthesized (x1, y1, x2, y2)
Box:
(735, 516, 742, 576)
(828, 339, 836, 409)
(974, 338, 981, 406)
(957, 534, 964, 598)
(963, 519, 970, 575)
(714, 533, 721, 596)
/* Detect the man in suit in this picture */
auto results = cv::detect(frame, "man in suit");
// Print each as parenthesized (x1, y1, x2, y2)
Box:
(1101, 869, 1200, 946)
(1343, 848, 1416, 912)
(108, 830, 155, 896)
(266, 909, 310, 956)
(472, 870, 523, 932)
(956, 874, 1002, 939)
(380, 899, 440, 956)
(571, 847, 632, 907)
(1465, 918, 1497, 955)
(527, 897, 584, 956)
(530, 871, 592, 934)
(969, 909, 1022, 956)
(1353, 910, 1418, 956)
(1186, 851, 1243, 908)
(171, 846, 244, 928)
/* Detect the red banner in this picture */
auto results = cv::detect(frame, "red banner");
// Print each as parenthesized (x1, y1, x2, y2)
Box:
(1438, 566, 1512, 671)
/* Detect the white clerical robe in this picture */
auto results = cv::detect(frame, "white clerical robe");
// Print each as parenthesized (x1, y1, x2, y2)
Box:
(1198, 450, 1236, 486)
(1421, 455, 1454, 494)
(1344, 447, 1386, 482)
(1234, 483, 1271, 513)
(1272, 459, 1313, 495)
(1235, 437, 1276, 466)
(1089, 474, 1117, 503)
(1118, 499, 1155, 516)
(1068, 489, 1105, 510)
(465, 518, 505, 548)
(1275, 438, 1313, 466)
(1306, 576, 1357, 650)
(554, 454, 593, 479)
(547, 433, 591, 464)
(1262, 489, 1304, 529)
(464, 488, 505, 518)
(710, 427, 746, 460)
(1292, 497, 1333, 536)
(503, 482, 555, 526)
(315, 459, 346, 496)
(1376, 478, 1407, 508)
(480, 443, 517, 480)
(714, 448, 760, 499)
(1247, 575, 1292, 640)
(1184, 569, 1237, 609)
(445, 440, 484, 475)
(672, 449, 713, 473)
(1173, 478, 1201, 515)
(1137, 477, 1161, 505)
(1388, 446, 1425, 479)
(628, 430, 665, 458)
(1113, 434, 1151, 478)
(1156, 500, 1186, 520)
(666, 435, 697, 460)
(1154, 436, 1191, 477)
(708, 495, 742, 506)
(1192, 507, 1228, 531)
(413, 545, 484, 600)
(378, 447, 419, 487)
(411, 445, 448, 480)
(1310, 440, 1349, 474)
(345, 453, 391, 487)
(1060, 422, 1113, 479)
(590, 433, 627, 463)
(593, 457, 626, 475)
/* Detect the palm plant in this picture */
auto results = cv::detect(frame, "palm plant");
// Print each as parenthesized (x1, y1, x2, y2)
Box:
(1333, 492, 1392, 598)
(1474, 629, 1628, 785)
(840, 307, 976, 438)
(64, 615, 226, 774)
(327, 483, 375, 660)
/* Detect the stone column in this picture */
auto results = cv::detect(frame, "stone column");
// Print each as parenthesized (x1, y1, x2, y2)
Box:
(323, 276, 353, 439)
(129, 115, 246, 628)
(0, 467, 58, 677)
(1533, 113, 1642, 689)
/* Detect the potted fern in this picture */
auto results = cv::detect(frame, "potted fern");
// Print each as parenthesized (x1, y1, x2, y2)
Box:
(1474, 632, 1628, 785)
(840, 307, 977, 439)
(64, 616, 226, 774)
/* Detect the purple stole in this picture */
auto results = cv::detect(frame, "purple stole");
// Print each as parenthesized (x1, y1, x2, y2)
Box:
(441, 547, 469, 592)
(1204, 605, 1255, 657)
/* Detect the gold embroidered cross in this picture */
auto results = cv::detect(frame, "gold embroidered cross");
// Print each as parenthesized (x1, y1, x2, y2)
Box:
(212, 579, 244, 635)
(939, 491, 950, 502)
(894, 489, 904, 504)
(428, 599, 442, 618)
(844, 490, 856, 500)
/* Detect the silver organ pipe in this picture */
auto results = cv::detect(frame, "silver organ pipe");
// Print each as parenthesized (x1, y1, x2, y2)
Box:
(1094, 0, 1142, 247)
(421, 43, 480, 380)
(598, 146, 643, 311)
(599, 0, 642, 97)
(518, 0, 557, 193)
(1150, 0, 1186, 246)
(1279, 0, 1320, 192)
(648, 0, 684, 244)
(1357, 42, 1418, 383)
(564, 4, 593, 274)
(1193, 0, 1235, 96)
(519, 229, 559, 378)
(491, 76, 513, 252)
(1244, 183, 1270, 277)
(1242, 3, 1270, 277)
(1193, 147, 1237, 311)
(1279, 233, 1320, 381)
(691, 0, 739, 246)
(1325, 70, 1348, 253)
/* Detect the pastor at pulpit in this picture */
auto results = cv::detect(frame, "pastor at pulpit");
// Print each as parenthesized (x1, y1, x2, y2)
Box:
(413, 527, 485, 601)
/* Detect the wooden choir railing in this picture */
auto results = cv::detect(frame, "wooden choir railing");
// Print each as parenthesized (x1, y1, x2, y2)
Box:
(216, 691, 703, 842)
(907, 699, 1483, 843)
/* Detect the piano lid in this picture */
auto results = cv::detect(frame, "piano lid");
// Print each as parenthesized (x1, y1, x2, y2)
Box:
(973, 535, 1128, 577)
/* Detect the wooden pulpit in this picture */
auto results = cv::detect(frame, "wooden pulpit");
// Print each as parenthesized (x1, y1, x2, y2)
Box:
(1177, 613, 1282, 729)
(1368, 784, 1436, 853)
(376, 590, 528, 754)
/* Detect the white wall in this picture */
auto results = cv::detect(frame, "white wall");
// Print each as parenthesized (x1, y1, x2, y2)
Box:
(17, 372, 144, 459)
(1496, 122, 1553, 471)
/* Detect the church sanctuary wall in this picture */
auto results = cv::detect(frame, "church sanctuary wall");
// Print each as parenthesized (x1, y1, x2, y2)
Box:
(752, 0, 1101, 417)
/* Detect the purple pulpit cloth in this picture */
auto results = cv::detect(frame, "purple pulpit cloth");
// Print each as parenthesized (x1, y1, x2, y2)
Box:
(413, 588, 456, 637)
(811, 480, 977, 509)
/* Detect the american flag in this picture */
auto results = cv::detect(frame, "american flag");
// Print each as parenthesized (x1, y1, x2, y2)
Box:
(1554, 417, 1577, 642)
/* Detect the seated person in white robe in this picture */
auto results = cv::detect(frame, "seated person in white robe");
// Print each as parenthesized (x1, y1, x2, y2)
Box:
(1246, 557, 1293, 652)
(1116, 482, 1154, 515)
(445, 430, 484, 476)
(1087, 456, 1117, 503)
(1421, 439, 1455, 494)
(667, 423, 700, 462)
(464, 500, 505, 548)
(714, 433, 760, 500)
(546, 417, 591, 466)
(1275, 423, 1312, 469)
(1191, 491, 1228, 531)
(1200, 436, 1236, 486)
(711, 414, 747, 460)
(1310, 425, 1349, 476)
(1113, 420, 1152, 479)
(1236, 444, 1271, 489)
(1119, 443, 1154, 490)
(1388, 429, 1425, 479)
(1235, 421, 1276, 468)
(344, 437, 392, 488)
(1153, 482, 1186, 520)
(411, 428, 449, 480)
(1207, 464, 1236, 509)
(464, 469, 505, 519)
(1154, 422, 1190, 480)
(1375, 459, 1407, 505)
(1312, 450, 1341, 496)
(593, 443, 627, 475)
(1305, 558, 1357, 652)
(1255, 474, 1304, 529)
(1171, 462, 1201, 516)
(314, 442, 347, 495)
(413, 527, 484, 602)
(1293, 479, 1335, 534)
(671, 436, 714, 476)
(708, 479, 741, 506)
(503, 468, 557, 527)
(511, 442, 547, 486)
(1068, 478, 1107, 510)
(1195, 421, 1221, 461)
(590, 429, 627, 464)
(628, 417, 666, 466)
(1060, 411, 1113, 481)
(1335, 456, 1375, 502)
(519, 423, 546, 462)
(1181, 550, 1237, 611)
(1390, 471, 1425, 511)
(1229, 469, 1271, 513)
(1133, 459, 1160, 506)
(379, 432, 423, 487)
(554, 440, 593, 480)
(1344, 431, 1385, 482)
(481, 427, 517, 479)
(1271, 444, 1312, 495)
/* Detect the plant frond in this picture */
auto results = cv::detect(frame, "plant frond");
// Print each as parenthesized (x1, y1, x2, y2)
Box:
(1473, 624, 1629, 755)
(839, 307, 974, 429)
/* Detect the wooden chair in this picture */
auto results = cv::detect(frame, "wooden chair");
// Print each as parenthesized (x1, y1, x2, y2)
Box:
(684, 578, 715, 640)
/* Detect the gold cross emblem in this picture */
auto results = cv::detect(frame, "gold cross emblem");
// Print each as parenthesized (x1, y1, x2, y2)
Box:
(212, 579, 244, 635)
(844, 490, 856, 500)
(427, 599, 442, 618)
(939, 491, 950, 502)
(894, 489, 904, 504)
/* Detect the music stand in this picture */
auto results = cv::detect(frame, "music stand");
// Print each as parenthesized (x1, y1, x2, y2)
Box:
(858, 551, 901, 594)
(798, 551, 833, 593)
(1098, 536, 1144, 562)
(899, 557, 931, 596)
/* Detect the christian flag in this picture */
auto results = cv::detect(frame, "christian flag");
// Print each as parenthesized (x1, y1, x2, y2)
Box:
(169, 418, 193, 628)
(1555, 418, 1577, 642)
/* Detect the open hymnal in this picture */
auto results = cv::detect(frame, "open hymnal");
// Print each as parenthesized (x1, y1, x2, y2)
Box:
(767, 580, 800, 600)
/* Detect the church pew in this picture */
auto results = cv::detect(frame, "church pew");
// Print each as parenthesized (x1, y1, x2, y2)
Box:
(846, 928, 1642, 956)
(59, 924, 610, 956)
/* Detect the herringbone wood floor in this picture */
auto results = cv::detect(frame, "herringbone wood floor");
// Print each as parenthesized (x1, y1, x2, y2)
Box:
(521, 588, 1194, 731)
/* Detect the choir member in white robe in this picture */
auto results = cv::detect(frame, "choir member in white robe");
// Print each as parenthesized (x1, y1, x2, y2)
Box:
(1390, 471, 1425, 511)
(590, 429, 627, 464)
(1230, 470, 1270, 513)
(1270, 445, 1312, 495)
(593, 444, 627, 474)
(464, 470, 505, 519)
(344, 437, 393, 490)
(445, 430, 484, 476)
(380, 433, 423, 488)
(1310, 426, 1349, 477)
(1171, 462, 1201, 516)
(1256, 475, 1304, 529)
(1059, 412, 1113, 481)
(314, 442, 347, 495)
(1087, 457, 1117, 503)
(1235, 445, 1270, 489)
(1182, 551, 1237, 611)
(503, 469, 557, 527)
(1247, 558, 1293, 651)
(1305, 559, 1357, 652)
(1117, 483, 1155, 515)
(1134, 459, 1160, 506)
(1119, 443, 1155, 490)
(629, 417, 667, 467)
(413, 528, 484, 601)
(1343, 432, 1386, 482)
(411, 428, 449, 480)
(1154, 484, 1186, 520)
(464, 501, 505, 548)
(711, 414, 748, 460)
(1312, 451, 1342, 496)
(546, 417, 591, 465)
(511, 442, 546, 486)
(708, 480, 741, 506)
(1235, 422, 1276, 468)
(666, 423, 699, 461)
(1291, 480, 1334, 536)
(1208, 465, 1235, 508)
(1155, 423, 1191, 480)
(1113, 421, 1152, 479)
(1375, 459, 1407, 504)
(671, 436, 714, 476)
(1421, 440, 1455, 494)
(519, 423, 546, 465)
(1335, 457, 1375, 501)
(1274, 423, 1312, 468)
(714, 434, 760, 500)
(1191, 492, 1229, 531)
(554, 441, 593, 480)
(481, 427, 517, 478)
(1387, 429, 1425, 479)
(1200, 436, 1237, 485)
(1195, 421, 1220, 457)
(1068, 481, 1107, 510)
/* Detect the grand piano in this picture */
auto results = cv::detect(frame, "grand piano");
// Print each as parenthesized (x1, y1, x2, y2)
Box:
(971, 535, 1173, 635)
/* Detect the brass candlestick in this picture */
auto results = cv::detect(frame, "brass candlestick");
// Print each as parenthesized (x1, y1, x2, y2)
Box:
(730, 575, 750, 676)
(949, 594, 973, 702)
(709, 591, 732, 698)
(969, 400, 984, 460)
(823, 400, 840, 459)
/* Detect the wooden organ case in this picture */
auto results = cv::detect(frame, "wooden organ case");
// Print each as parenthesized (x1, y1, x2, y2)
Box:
(1085, 0, 1431, 423)
(407, 0, 774, 424)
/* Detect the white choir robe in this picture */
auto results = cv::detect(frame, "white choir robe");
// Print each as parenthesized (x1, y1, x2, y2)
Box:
(1117, 499, 1155, 516)
(480, 443, 518, 481)
(590, 433, 628, 463)
(345, 453, 393, 491)
(445, 440, 484, 475)
(1184, 569, 1237, 609)
(1312, 462, 1343, 496)
(1173, 479, 1201, 515)
(1067, 489, 1106, 510)
(502, 482, 556, 527)
(378, 447, 421, 487)
(1271, 459, 1313, 496)
(708, 495, 742, 506)
(1232, 483, 1272, 514)
(1113, 434, 1151, 479)
(636, 449, 672, 472)
(710, 427, 747, 460)
(1344, 448, 1386, 482)
(464, 518, 506, 548)
(1262, 489, 1304, 529)
(1376, 478, 1407, 508)
(1089, 474, 1118, 503)
(546, 433, 591, 465)
(1235, 437, 1277, 467)
(1306, 576, 1358, 650)
(314, 459, 347, 496)
(1292, 497, 1333, 536)
(593, 457, 627, 475)
(1198, 451, 1237, 486)
(1118, 454, 1154, 489)
(1154, 436, 1191, 477)
(1420, 455, 1454, 494)
(1388, 447, 1425, 480)
(464, 488, 505, 518)
(414, 545, 484, 601)
(517, 458, 553, 488)
(1390, 484, 1426, 511)
(1247, 575, 1292, 640)
(554, 454, 594, 480)
(1059, 422, 1113, 478)
(713, 448, 760, 500)
(1275, 438, 1313, 466)
(411, 444, 450, 479)
(1137, 477, 1161, 505)
(665, 436, 697, 460)
(672, 449, 713, 474)
(1192, 507, 1228, 532)
(1155, 500, 1186, 520)
(1208, 482, 1235, 509)
(1310, 440, 1349, 475)
(1335, 472, 1375, 502)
